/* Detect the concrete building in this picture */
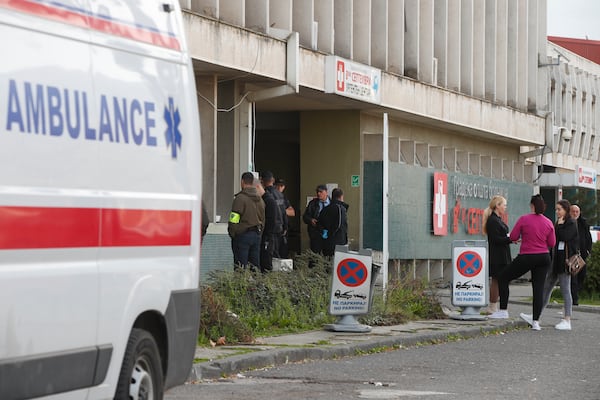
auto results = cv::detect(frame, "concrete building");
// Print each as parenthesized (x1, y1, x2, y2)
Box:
(183, 0, 551, 281)
(530, 37, 600, 224)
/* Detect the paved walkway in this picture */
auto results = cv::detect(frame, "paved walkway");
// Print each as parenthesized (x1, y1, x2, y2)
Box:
(188, 283, 599, 380)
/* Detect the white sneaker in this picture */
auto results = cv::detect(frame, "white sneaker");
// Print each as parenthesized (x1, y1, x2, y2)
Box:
(555, 319, 571, 330)
(520, 313, 533, 326)
(531, 321, 541, 331)
(489, 310, 509, 319)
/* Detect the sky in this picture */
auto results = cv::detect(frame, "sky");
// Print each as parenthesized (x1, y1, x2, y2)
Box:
(547, 0, 600, 41)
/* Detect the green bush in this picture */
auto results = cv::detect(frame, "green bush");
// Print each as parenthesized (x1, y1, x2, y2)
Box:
(582, 241, 600, 295)
(361, 277, 445, 326)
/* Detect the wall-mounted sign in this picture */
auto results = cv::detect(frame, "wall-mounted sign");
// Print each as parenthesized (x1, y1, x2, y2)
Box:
(325, 56, 381, 104)
(576, 165, 597, 189)
(433, 172, 448, 235)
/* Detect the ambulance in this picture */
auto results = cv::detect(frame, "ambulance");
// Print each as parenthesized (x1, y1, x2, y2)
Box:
(0, 1, 202, 399)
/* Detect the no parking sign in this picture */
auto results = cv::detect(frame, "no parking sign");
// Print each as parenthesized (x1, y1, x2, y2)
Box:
(452, 240, 488, 308)
(329, 248, 372, 315)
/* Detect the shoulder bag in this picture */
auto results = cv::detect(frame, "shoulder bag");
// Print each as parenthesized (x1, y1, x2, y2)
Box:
(565, 243, 586, 276)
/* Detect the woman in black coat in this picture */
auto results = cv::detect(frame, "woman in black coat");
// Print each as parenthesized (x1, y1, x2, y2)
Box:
(482, 195, 512, 318)
(540, 199, 578, 330)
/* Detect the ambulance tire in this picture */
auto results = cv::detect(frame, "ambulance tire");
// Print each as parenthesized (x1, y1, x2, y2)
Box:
(115, 328, 164, 400)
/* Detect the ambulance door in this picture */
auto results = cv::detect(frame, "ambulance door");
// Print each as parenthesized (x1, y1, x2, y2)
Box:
(0, 2, 101, 399)
(88, 1, 201, 397)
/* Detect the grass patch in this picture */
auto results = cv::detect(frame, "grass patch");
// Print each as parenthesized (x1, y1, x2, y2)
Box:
(550, 287, 600, 305)
(198, 252, 446, 345)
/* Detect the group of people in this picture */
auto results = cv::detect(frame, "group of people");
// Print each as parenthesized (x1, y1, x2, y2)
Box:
(302, 184, 349, 257)
(227, 173, 350, 272)
(482, 194, 593, 331)
(227, 171, 294, 273)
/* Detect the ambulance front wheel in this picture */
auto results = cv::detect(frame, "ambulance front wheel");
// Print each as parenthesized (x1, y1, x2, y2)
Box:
(115, 328, 164, 400)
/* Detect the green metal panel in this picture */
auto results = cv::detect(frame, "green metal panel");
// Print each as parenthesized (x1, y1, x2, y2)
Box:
(363, 161, 533, 260)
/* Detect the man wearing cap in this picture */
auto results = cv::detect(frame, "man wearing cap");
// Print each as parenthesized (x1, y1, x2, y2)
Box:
(302, 184, 330, 254)
(228, 172, 265, 270)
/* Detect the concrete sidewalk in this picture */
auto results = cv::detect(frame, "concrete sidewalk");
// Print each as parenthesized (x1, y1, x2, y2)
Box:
(188, 283, 598, 381)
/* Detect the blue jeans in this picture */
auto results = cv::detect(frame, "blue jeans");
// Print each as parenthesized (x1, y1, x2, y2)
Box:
(232, 230, 261, 269)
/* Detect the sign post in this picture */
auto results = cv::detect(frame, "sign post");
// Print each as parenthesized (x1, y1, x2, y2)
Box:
(451, 240, 488, 320)
(324, 246, 374, 332)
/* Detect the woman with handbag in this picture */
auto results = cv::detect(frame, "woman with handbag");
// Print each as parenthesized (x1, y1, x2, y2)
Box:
(522, 199, 578, 331)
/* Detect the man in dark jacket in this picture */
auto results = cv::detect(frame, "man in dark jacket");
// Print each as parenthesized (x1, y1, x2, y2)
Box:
(259, 179, 283, 272)
(570, 204, 593, 305)
(302, 184, 330, 254)
(275, 178, 295, 258)
(318, 187, 348, 257)
(228, 172, 265, 270)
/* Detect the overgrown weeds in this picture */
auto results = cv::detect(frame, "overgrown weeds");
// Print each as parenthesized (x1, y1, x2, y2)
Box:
(199, 251, 445, 345)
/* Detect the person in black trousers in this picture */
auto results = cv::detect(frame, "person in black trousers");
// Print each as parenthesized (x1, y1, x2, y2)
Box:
(318, 188, 348, 257)
(570, 204, 593, 305)
(302, 184, 330, 254)
(497, 194, 555, 331)
(482, 195, 513, 318)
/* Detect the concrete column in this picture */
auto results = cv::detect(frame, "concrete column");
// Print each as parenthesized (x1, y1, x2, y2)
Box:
(197, 74, 218, 219)
(315, 0, 334, 53)
(353, 0, 371, 64)
(495, 0, 507, 105)
(371, 0, 388, 70)
(460, 0, 473, 95)
(419, 0, 435, 84)
(293, 0, 315, 49)
(388, 0, 405, 75)
(533, 0, 547, 112)
(434, 0, 448, 87)
(179, 0, 191, 10)
(516, 0, 528, 110)
(563, 64, 574, 154)
(484, 0, 496, 101)
(216, 80, 237, 219)
(246, 0, 268, 33)
(472, 0, 485, 98)
(190, 0, 218, 17)
(404, 0, 419, 79)
(506, 0, 517, 108)
(590, 78, 600, 160)
(269, 0, 292, 32)
(334, 0, 353, 59)
(220, 0, 245, 26)
(446, 0, 461, 91)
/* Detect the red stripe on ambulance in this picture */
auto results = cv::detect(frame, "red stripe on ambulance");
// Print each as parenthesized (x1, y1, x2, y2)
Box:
(0, 0, 181, 51)
(0, 206, 191, 249)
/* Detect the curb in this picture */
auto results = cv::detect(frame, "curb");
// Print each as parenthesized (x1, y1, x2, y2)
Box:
(189, 319, 527, 380)
(189, 301, 599, 380)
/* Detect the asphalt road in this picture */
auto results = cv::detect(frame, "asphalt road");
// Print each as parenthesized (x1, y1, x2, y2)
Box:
(166, 308, 599, 400)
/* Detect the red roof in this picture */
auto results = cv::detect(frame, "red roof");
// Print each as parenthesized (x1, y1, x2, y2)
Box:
(548, 36, 600, 65)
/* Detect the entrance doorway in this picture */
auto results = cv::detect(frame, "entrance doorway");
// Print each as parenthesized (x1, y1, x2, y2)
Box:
(254, 112, 301, 256)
